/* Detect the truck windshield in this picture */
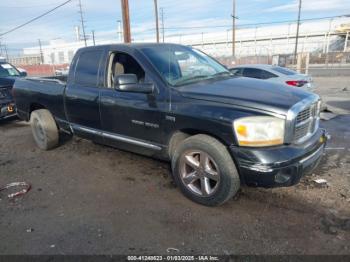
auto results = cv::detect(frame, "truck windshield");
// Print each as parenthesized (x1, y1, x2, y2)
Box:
(0, 63, 20, 77)
(141, 45, 230, 86)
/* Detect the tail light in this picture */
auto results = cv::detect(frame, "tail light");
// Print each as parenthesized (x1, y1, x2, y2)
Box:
(286, 80, 308, 87)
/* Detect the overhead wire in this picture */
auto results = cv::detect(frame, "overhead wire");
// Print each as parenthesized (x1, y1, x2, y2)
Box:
(0, 0, 74, 37)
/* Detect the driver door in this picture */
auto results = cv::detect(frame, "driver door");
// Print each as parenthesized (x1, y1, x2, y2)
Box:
(99, 50, 166, 154)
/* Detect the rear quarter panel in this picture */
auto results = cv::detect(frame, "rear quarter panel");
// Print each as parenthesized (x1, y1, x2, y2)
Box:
(14, 78, 66, 121)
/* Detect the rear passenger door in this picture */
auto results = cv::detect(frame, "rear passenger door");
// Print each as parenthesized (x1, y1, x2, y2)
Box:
(65, 49, 104, 140)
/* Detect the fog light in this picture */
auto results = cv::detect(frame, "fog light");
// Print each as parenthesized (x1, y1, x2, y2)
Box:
(7, 105, 14, 113)
(274, 168, 294, 184)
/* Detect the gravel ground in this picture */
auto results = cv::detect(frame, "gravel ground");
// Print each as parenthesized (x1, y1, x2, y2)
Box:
(0, 77, 349, 255)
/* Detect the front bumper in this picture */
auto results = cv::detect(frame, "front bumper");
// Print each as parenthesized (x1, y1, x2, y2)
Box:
(230, 129, 328, 187)
(0, 103, 17, 120)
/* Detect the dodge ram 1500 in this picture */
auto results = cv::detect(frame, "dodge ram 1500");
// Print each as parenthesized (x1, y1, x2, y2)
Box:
(13, 43, 327, 206)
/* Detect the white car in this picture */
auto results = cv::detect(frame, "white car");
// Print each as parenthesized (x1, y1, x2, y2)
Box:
(230, 64, 314, 91)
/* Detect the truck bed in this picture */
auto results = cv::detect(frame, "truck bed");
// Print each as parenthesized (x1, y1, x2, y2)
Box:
(14, 76, 67, 122)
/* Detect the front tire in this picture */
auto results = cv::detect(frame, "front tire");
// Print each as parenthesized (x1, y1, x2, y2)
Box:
(171, 134, 240, 206)
(30, 109, 59, 150)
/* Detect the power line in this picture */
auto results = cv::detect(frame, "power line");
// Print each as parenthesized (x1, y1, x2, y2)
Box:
(0, 0, 74, 37)
(160, 13, 350, 31)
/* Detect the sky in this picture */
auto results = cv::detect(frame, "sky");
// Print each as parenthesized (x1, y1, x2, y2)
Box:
(0, 0, 350, 54)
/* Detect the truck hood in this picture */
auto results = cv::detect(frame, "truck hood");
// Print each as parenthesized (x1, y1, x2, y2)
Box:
(0, 77, 15, 88)
(178, 76, 314, 115)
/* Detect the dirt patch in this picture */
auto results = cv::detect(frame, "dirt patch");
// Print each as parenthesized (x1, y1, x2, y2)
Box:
(0, 117, 349, 255)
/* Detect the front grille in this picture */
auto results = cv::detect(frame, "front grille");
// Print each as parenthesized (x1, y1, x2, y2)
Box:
(0, 88, 10, 99)
(294, 102, 319, 143)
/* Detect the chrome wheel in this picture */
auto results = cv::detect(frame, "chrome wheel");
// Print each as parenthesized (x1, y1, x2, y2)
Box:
(179, 150, 220, 196)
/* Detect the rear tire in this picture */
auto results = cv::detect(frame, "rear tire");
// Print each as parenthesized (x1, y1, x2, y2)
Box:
(171, 134, 240, 206)
(30, 109, 59, 150)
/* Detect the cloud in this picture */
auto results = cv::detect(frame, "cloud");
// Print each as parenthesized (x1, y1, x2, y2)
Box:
(266, 0, 350, 13)
(1, 0, 349, 54)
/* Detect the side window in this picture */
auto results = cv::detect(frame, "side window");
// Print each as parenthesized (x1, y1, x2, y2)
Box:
(243, 68, 262, 79)
(230, 68, 243, 76)
(261, 70, 277, 79)
(108, 52, 146, 88)
(75, 50, 103, 86)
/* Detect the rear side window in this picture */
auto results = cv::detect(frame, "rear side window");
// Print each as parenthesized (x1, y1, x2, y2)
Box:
(261, 70, 277, 79)
(272, 66, 296, 75)
(75, 50, 103, 86)
(242, 68, 262, 79)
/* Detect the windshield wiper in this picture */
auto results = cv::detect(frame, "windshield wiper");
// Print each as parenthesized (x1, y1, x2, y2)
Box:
(174, 75, 210, 86)
(212, 71, 232, 77)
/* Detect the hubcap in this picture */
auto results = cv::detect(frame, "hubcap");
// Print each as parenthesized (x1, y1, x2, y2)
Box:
(179, 150, 220, 196)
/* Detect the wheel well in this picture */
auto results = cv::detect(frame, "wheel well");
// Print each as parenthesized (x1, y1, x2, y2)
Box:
(167, 129, 228, 158)
(167, 129, 243, 183)
(29, 103, 46, 115)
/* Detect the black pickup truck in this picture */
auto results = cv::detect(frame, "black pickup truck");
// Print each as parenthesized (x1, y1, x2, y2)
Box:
(0, 61, 26, 120)
(14, 43, 327, 206)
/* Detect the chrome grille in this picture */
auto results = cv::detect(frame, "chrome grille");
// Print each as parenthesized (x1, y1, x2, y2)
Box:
(0, 88, 10, 99)
(293, 102, 320, 143)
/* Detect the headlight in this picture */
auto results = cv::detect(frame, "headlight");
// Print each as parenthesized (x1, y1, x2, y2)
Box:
(233, 116, 285, 147)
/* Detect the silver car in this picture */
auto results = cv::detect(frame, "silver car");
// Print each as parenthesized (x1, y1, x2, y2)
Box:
(229, 64, 314, 91)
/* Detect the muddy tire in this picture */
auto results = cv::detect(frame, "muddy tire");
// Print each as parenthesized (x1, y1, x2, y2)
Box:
(30, 109, 59, 150)
(171, 134, 240, 206)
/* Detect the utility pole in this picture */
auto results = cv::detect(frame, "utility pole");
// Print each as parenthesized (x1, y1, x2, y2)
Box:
(78, 0, 87, 46)
(38, 39, 44, 64)
(231, 0, 237, 58)
(4, 45, 9, 61)
(0, 40, 3, 58)
(160, 7, 165, 42)
(154, 0, 160, 43)
(92, 30, 96, 46)
(121, 0, 131, 43)
(293, 0, 302, 64)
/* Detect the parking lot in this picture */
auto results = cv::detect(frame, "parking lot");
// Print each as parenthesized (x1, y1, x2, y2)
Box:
(0, 77, 349, 255)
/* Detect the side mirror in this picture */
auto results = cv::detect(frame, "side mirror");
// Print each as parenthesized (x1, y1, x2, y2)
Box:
(114, 74, 154, 94)
(20, 71, 27, 77)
